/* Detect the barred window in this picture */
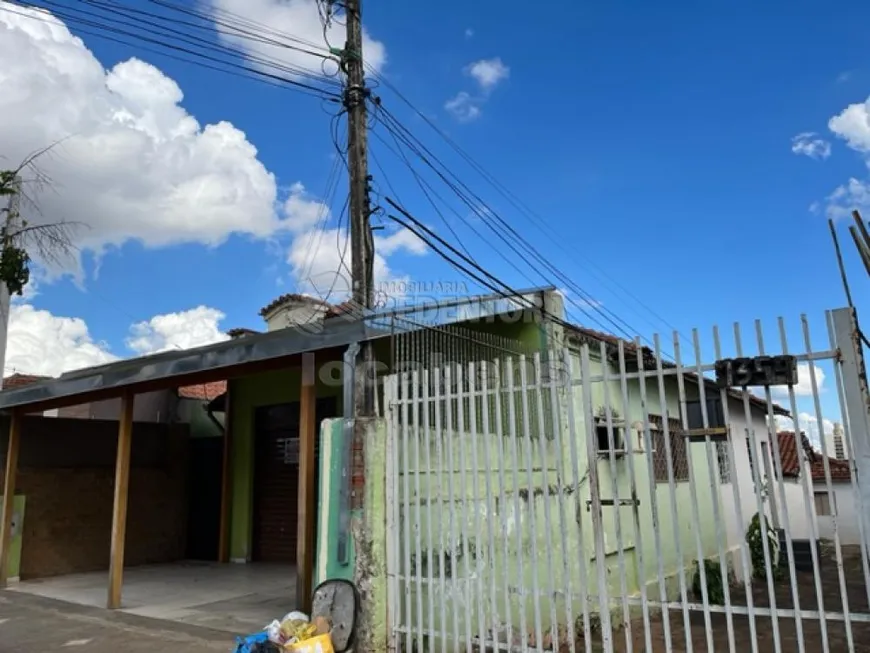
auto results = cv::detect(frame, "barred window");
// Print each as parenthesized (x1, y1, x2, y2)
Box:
(686, 397, 731, 484)
(649, 414, 689, 483)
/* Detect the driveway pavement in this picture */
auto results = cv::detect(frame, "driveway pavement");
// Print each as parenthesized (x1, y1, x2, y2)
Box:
(0, 590, 232, 652)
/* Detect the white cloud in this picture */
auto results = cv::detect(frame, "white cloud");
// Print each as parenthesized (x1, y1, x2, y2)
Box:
(445, 57, 510, 122)
(445, 91, 481, 122)
(837, 71, 852, 84)
(771, 362, 826, 398)
(773, 412, 836, 448)
(0, 4, 286, 266)
(4, 302, 232, 377)
(6, 303, 117, 377)
(829, 97, 870, 151)
(126, 306, 230, 355)
(287, 225, 424, 302)
(283, 182, 331, 232)
(827, 177, 870, 220)
(791, 132, 831, 160)
(205, 0, 385, 75)
(464, 28, 474, 39)
(465, 58, 510, 91)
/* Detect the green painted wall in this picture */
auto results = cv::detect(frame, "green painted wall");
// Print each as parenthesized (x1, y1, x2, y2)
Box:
(315, 418, 356, 585)
(228, 309, 551, 564)
(228, 366, 344, 562)
(389, 345, 724, 645)
(2, 494, 25, 580)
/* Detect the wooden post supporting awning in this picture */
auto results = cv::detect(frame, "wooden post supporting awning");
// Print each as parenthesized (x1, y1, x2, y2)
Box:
(0, 410, 22, 588)
(296, 353, 317, 612)
(108, 391, 134, 609)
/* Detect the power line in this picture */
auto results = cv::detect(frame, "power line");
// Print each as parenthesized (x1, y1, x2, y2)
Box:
(373, 103, 645, 341)
(6, 2, 340, 100)
(368, 67, 690, 342)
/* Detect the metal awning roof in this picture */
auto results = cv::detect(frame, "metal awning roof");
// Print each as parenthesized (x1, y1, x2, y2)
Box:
(0, 286, 553, 411)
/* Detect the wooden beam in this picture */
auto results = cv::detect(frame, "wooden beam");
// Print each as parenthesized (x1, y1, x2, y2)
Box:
(107, 391, 134, 609)
(0, 411, 22, 588)
(296, 353, 317, 611)
(217, 382, 233, 564)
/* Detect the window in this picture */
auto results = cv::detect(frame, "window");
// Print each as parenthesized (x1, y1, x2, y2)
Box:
(595, 420, 625, 455)
(686, 397, 731, 484)
(814, 491, 836, 516)
(650, 413, 689, 482)
(834, 434, 845, 460)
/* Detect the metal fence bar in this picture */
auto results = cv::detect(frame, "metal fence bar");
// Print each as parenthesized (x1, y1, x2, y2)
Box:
(598, 340, 634, 653)
(431, 366, 448, 653)
(467, 361, 489, 649)
(623, 599, 870, 622)
(671, 333, 716, 653)
(733, 322, 783, 651)
(561, 347, 593, 652)
(517, 356, 545, 651)
(754, 321, 806, 652)
(532, 355, 559, 650)
(545, 353, 577, 653)
(492, 359, 517, 650)
(504, 357, 531, 649)
(410, 368, 426, 651)
(579, 344, 614, 652)
(400, 371, 414, 652)
(802, 315, 856, 652)
(650, 334, 695, 652)
(712, 325, 761, 653)
(420, 364, 438, 653)
(689, 328, 737, 652)
(777, 318, 831, 653)
(615, 340, 656, 652)
(385, 376, 400, 653)
(454, 363, 474, 653)
(479, 361, 503, 649)
(443, 365, 463, 653)
(827, 310, 870, 614)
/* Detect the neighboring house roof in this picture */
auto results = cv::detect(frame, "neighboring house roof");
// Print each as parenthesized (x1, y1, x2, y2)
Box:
(565, 324, 790, 417)
(776, 431, 816, 478)
(811, 455, 852, 483)
(3, 373, 51, 389)
(259, 293, 331, 317)
(177, 381, 227, 401)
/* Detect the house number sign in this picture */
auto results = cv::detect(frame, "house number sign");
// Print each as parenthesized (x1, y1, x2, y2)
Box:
(715, 355, 798, 388)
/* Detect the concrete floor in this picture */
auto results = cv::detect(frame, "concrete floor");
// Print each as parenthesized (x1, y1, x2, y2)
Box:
(8, 561, 298, 635)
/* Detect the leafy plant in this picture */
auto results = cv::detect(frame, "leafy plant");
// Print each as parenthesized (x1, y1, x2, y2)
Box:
(693, 559, 725, 604)
(745, 512, 782, 581)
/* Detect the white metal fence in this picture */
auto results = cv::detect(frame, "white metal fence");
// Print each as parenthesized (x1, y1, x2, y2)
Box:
(383, 308, 870, 652)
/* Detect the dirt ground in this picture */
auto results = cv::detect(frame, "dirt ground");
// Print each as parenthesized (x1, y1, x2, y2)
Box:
(607, 543, 870, 652)
(0, 590, 230, 653)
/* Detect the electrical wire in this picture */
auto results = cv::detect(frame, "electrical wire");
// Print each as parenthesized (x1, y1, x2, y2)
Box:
(383, 197, 591, 337)
(373, 103, 643, 341)
(368, 67, 690, 343)
(6, 2, 340, 100)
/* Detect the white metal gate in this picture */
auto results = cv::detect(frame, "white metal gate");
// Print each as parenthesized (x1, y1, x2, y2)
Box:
(384, 307, 870, 652)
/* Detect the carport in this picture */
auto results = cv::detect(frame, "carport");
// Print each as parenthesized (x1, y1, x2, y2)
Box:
(0, 315, 387, 614)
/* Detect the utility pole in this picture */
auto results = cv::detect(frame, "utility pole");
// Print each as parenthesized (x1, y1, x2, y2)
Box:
(0, 176, 20, 391)
(343, 0, 375, 416)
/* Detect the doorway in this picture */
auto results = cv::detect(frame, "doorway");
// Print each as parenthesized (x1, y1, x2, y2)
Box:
(252, 397, 336, 563)
(185, 436, 224, 561)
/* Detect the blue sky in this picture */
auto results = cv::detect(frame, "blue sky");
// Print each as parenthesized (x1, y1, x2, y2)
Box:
(1, 0, 868, 435)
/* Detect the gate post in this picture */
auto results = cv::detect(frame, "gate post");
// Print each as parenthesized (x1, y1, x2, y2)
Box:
(832, 307, 870, 553)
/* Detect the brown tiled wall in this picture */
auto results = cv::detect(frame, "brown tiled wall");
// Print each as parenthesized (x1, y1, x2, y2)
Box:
(0, 417, 189, 580)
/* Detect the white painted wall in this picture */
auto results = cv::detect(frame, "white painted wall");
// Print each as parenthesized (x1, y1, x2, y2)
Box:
(816, 482, 862, 545)
(719, 403, 819, 581)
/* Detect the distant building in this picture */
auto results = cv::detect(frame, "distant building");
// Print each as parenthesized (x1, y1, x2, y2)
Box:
(825, 422, 849, 460)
